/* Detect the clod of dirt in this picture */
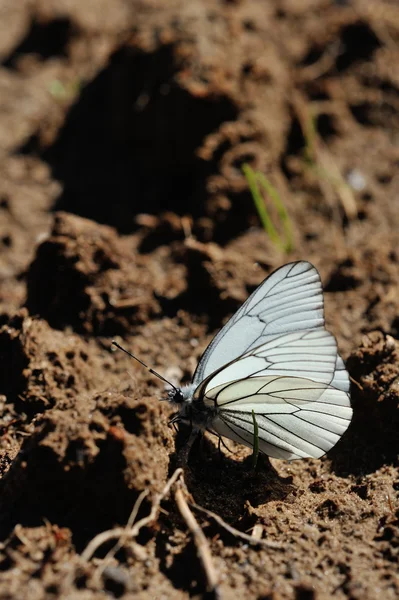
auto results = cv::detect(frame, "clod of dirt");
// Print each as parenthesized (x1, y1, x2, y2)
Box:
(169, 235, 281, 325)
(333, 331, 399, 475)
(348, 331, 399, 405)
(26, 212, 163, 334)
(0, 309, 108, 415)
(0, 389, 174, 548)
(0, 301, 175, 563)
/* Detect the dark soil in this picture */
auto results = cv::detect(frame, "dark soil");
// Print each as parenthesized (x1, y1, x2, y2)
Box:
(0, 1, 399, 598)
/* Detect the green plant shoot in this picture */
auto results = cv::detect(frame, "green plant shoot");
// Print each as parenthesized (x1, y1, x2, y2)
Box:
(242, 164, 294, 253)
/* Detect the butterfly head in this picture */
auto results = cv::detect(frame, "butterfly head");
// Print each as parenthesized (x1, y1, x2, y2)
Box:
(167, 387, 184, 404)
(166, 383, 196, 406)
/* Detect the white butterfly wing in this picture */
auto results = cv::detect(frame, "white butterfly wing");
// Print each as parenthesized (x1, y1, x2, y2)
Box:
(331, 355, 350, 393)
(193, 262, 326, 386)
(205, 376, 352, 460)
(190, 260, 352, 459)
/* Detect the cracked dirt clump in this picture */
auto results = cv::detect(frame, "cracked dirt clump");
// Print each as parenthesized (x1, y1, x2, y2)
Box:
(0, 389, 174, 546)
(26, 212, 163, 335)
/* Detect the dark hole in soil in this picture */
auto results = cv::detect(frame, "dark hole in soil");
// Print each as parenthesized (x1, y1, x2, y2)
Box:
(243, 19, 257, 31)
(324, 258, 361, 292)
(335, 22, 380, 71)
(306, 88, 330, 102)
(275, 8, 287, 20)
(280, 115, 305, 178)
(2, 17, 75, 68)
(350, 101, 397, 128)
(351, 484, 368, 499)
(26, 240, 91, 331)
(0, 330, 29, 403)
(391, 316, 399, 338)
(0, 196, 9, 209)
(316, 113, 337, 141)
(349, 102, 374, 126)
(1, 235, 12, 248)
(316, 499, 340, 519)
(376, 173, 392, 185)
(242, 62, 253, 75)
(362, 191, 373, 202)
(285, 115, 306, 156)
(300, 21, 380, 76)
(300, 45, 325, 68)
(295, 587, 315, 600)
(16, 43, 239, 235)
(115, 405, 144, 436)
(309, 480, 326, 494)
(75, 574, 88, 589)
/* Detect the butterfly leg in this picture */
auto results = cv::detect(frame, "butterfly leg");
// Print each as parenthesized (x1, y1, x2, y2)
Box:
(206, 428, 234, 456)
(176, 427, 199, 467)
(168, 412, 180, 429)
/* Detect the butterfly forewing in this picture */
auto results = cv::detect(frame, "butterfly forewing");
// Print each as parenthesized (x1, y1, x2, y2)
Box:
(199, 329, 339, 393)
(193, 262, 325, 385)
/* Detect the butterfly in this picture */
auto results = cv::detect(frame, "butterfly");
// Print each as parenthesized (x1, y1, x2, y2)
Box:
(114, 261, 352, 460)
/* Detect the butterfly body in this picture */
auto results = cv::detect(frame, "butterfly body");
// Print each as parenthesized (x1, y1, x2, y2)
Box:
(168, 383, 216, 430)
(166, 261, 352, 461)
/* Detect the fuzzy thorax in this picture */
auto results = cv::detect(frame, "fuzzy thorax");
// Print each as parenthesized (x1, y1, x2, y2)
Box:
(167, 383, 215, 429)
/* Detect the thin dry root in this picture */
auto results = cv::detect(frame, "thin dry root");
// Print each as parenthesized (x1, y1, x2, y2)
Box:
(175, 482, 221, 599)
(81, 468, 184, 563)
(190, 502, 283, 550)
(90, 489, 150, 583)
(349, 375, 364, 391)
(57, 469, 185, 595)
(62, 466, 283, 599)
(80, 467, 222, 597)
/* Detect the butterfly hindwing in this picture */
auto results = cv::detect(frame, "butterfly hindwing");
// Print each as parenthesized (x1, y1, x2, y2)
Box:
(205, 376, 352, 460)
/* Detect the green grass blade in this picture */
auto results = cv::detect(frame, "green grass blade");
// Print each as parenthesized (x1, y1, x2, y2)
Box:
(242, 164, 282, 248)
(256, 171, 294, 253)
(251, 410, 259, 471)
(242, 164, 294, 253)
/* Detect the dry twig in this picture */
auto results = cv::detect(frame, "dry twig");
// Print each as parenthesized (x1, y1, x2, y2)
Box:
(81, 468, 183, 563)
(61, 466, 284, 599)
(349, 376, 364, 391)
(175, 482, 221, 599)
(60, 470, 183, 596)
(190, 502, 283, 550)
(91, 489, 150, 583)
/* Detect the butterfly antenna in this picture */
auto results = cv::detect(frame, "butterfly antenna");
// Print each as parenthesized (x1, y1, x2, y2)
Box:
(112, 341, 179, 391)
